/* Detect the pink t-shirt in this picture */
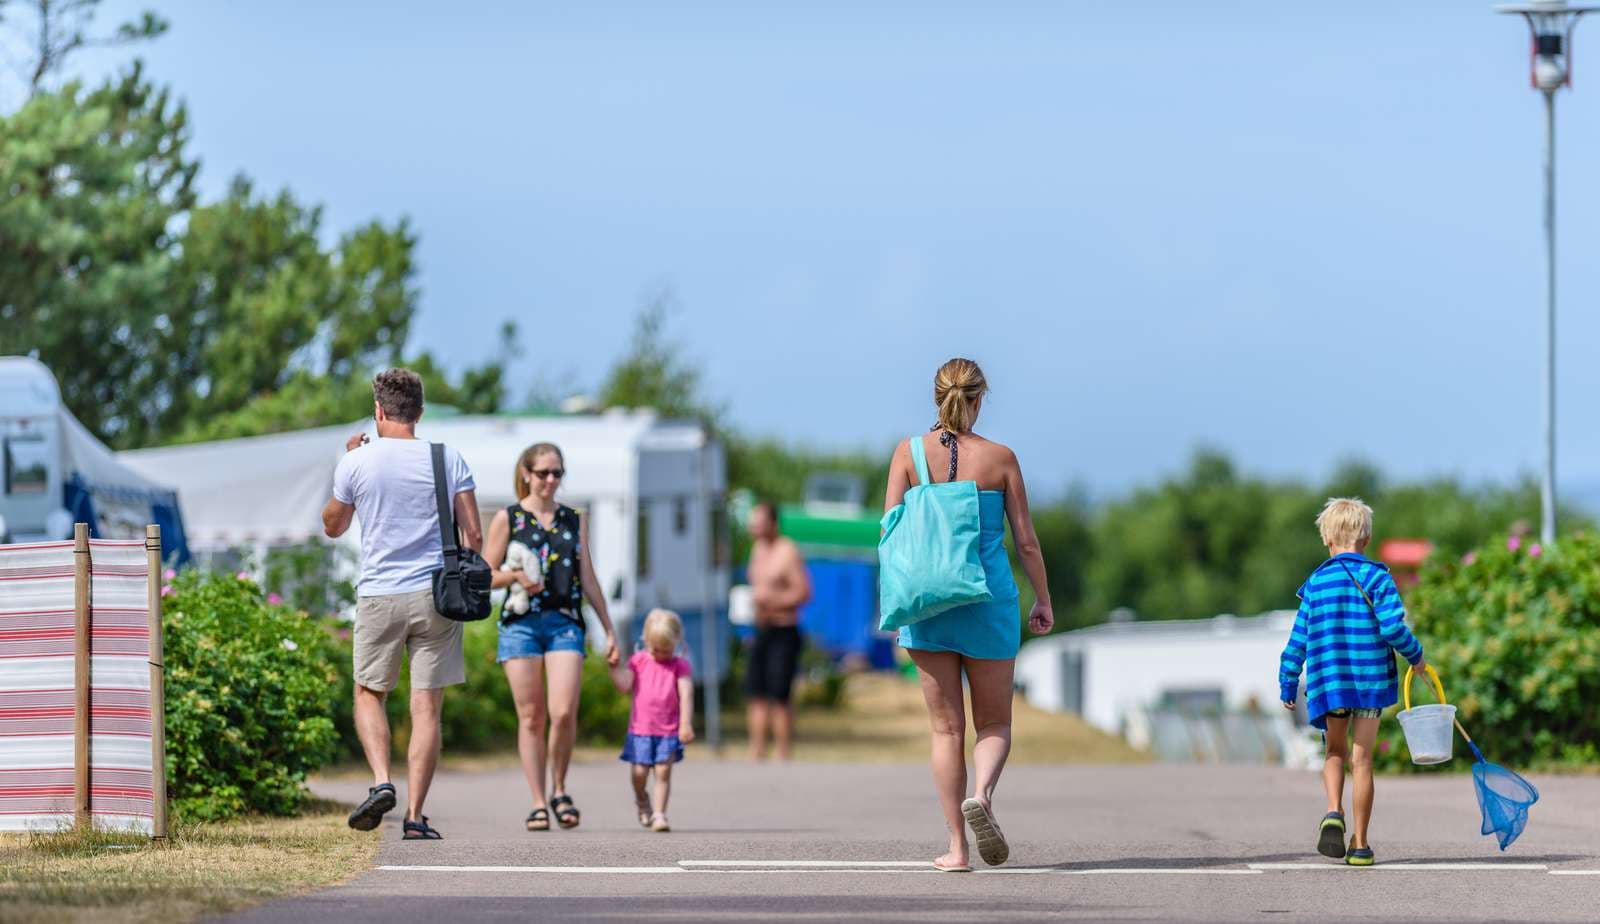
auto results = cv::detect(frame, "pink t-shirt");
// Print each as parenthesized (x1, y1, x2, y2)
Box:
(628, 651, 692, 737)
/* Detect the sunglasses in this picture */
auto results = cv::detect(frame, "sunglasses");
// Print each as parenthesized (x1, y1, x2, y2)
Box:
(531, 468, 565, 481)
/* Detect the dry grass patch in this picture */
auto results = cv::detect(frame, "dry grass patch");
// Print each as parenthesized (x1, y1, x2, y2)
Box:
(0, 799, 378, 924)
(723, 671, 1148, 764)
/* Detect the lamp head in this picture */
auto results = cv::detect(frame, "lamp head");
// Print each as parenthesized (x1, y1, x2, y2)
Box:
(1497, 1, 1600, 90)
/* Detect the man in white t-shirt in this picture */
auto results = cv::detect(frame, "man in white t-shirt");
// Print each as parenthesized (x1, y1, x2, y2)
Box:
(321, 368, 482, 840)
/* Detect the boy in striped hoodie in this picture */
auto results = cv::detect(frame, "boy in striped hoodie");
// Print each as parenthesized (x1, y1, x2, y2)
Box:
(1279, 497, 1427, 867)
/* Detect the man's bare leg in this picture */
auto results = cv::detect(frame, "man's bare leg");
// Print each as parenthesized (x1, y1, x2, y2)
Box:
(773, 701, 794, 761)
(748, 698, 770, 760)
(354, 684, 392, 787)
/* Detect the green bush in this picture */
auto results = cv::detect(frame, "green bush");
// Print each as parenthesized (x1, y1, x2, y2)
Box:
(329, 613, 632, 759)
(1375, 532, 1600, 771)
(163, 571, 342, 820)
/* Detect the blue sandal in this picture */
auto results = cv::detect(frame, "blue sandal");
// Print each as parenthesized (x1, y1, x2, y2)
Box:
(1316, 812, 1346, 859)
(402, 815, 443, 840)
(347, 783, 396, 831)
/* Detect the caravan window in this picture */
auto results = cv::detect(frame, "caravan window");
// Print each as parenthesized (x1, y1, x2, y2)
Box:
(3, 434, 49, 496)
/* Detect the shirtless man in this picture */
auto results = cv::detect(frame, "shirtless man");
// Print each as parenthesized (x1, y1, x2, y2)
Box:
(744, 501, 813, 761)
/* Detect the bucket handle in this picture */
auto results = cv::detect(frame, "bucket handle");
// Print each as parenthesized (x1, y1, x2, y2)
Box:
(1402, 664, 1447, 711)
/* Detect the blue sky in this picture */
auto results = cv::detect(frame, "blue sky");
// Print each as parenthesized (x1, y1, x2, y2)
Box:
(58, 1, 1600, 498)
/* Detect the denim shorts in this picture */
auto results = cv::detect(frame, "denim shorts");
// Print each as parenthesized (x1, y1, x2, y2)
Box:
(497, 611, 586, 662)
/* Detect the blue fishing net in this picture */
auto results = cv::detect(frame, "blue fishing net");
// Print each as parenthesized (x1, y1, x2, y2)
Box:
(1470, 742, 1539, 851)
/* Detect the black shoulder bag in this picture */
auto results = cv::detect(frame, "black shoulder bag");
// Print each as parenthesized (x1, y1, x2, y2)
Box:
(430, 442, 492, 621)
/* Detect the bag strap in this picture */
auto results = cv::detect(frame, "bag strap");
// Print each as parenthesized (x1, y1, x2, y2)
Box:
(431, 442, 459, 557)
(908, 435, 931, 486)
(1334, 558, 1376, 613)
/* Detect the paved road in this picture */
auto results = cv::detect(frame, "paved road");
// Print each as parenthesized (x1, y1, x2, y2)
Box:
(226, 759, 1600, 923)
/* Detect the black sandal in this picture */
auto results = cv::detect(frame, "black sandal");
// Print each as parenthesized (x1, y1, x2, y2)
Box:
(551, 794, 581, 829)
(526, 807, 551, 832)
(347, 782, 396, 831)
(401, 815, 443, 840)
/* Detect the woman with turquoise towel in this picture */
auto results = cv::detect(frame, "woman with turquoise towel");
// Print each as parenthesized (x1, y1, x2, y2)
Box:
(885, 357, 1054, 872)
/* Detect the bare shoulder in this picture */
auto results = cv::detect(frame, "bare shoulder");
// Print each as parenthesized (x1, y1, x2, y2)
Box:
(776, 536, 805, 561)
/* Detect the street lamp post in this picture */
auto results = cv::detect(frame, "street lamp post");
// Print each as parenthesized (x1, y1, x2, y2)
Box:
(1497, 1, 1597, 546)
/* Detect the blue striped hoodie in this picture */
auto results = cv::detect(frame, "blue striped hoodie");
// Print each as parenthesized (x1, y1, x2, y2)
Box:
(1278, 553, 1425, 730)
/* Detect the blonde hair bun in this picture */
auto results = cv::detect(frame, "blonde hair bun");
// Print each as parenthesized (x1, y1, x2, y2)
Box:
(933, 358, 988, 434)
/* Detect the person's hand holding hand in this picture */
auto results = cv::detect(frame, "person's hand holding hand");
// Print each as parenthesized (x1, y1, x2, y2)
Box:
(605, 635, 620, 667)
(1282, 699, 1296, 711)
(345, 432, 368, 452)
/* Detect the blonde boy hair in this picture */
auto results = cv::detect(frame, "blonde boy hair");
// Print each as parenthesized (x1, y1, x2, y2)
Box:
(642, 608, 684, 654)
(1316, 497, 1373, 549)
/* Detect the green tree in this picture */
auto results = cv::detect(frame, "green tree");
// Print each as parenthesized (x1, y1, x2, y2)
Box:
(0, 65, 196, 443)
(597, 290, 723, 426)
(2, 61, 509, 448)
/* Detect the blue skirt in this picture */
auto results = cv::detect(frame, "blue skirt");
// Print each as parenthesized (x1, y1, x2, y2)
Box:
(619, 733, 684, 766)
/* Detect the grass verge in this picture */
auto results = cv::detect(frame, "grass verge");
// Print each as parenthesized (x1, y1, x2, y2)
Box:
(0, 799, 378, 924)
(720, 670, 1149, 763)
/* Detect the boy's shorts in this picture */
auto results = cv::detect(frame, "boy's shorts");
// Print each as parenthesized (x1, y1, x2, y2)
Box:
(1325, 707, 1383, 719)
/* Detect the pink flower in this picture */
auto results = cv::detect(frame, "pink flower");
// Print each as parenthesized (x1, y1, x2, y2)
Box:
(336, 628, 351, 641)
(267, 592, 284, 605)
(1507, 535, 1522, 553)
(1461, 551, 1478, 566)
(236, 571, 251, 581)
(1529, 544, 1543, 558)
(162, 568, 176, 580)
(160, 585, 173, 597)
(1379, 739, 1391, 753)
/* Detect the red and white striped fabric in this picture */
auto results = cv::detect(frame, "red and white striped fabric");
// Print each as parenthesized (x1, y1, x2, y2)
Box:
(0, 539, 155, 833)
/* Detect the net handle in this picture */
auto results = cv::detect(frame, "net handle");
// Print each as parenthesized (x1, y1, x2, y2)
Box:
(1402, 664, 1448, 711)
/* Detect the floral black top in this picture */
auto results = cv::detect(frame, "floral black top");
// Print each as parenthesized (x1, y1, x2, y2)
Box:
(506, 503, 583, 623)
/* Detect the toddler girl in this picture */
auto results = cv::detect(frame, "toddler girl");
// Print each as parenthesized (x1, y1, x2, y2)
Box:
(611, 609, 695, 832)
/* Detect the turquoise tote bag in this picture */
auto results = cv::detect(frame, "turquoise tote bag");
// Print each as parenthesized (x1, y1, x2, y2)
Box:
(877, 435, 993, 631)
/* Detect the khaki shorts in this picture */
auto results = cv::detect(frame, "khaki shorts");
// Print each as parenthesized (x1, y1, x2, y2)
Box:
(353, 589, 466, 691)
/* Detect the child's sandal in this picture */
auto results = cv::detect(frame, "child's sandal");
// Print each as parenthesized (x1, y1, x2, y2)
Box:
(1316, 812, 1346, 859)
(635, 797, 653, 828)
(1346, 846, 1375, 867)
(651, 813, 671, 833)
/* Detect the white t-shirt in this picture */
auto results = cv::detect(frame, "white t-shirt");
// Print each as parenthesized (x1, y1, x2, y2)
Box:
(332, 438, 476, 597)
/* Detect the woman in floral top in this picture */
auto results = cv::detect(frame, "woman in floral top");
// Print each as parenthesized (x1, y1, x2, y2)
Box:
(482, 442, 619, 832)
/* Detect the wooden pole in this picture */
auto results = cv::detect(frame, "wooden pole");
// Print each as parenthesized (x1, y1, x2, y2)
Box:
(73, 523, 90, 830)
(145, 525, 167, 841)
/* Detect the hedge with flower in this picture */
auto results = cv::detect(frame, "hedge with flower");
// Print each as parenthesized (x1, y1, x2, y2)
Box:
(162, 569, 344, 820)
(1375, 530, 1600, 771)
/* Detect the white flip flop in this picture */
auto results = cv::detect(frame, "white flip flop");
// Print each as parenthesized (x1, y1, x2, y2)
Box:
(961, 798, 1010, 866)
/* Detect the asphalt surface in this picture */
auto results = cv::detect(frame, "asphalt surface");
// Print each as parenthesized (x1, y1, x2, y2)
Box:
(224, 758, 1600, 923)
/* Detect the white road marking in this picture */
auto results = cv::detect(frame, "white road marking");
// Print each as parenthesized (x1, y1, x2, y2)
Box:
(1050, 868, 1262, 875)
(1250, 863, 1548, 871)
(374, 862, 1594, 877)
(376, 865, 684, 874)
(679, 860, 929, 868)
